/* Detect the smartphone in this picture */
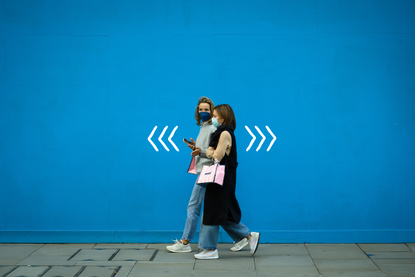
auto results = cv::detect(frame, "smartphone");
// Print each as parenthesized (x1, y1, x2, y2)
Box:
(183, 138, 195, 146)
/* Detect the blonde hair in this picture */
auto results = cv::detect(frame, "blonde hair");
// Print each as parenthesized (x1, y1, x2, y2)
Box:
(195, 96, 215, 126)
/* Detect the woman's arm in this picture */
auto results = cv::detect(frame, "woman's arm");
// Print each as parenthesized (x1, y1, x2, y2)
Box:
(206, 131, 232, 162)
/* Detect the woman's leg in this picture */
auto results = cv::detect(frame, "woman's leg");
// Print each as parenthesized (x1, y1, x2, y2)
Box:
(223, 220, 260, 255)
(198, 221, 219, 250)
(221, 220, 250, 242)
(182, 177, 207, 242)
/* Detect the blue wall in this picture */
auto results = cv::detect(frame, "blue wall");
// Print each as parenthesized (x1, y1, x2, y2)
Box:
(1, 0, 415, 243)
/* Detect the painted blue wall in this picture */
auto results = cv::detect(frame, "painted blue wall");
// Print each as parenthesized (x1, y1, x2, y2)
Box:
(1, 0, 415, 243)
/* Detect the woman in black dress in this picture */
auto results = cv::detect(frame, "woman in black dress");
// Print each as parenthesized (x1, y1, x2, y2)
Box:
(194, 104, 260, 260)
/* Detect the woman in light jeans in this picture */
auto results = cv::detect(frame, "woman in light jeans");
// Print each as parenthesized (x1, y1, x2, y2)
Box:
(195, 104, 260, 259)
(166, 97, 216, 253)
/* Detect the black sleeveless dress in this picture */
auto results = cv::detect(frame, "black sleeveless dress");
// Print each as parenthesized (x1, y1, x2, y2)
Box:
(202, 125, 242, 225)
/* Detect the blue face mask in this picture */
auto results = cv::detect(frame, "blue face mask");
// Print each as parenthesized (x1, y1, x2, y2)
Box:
(199, 112, 211, 122)
(212, 118, 221, 128)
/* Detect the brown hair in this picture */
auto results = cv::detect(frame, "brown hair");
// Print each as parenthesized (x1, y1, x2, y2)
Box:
(195, 96, 215, 126)
(215, 104, 236, 129)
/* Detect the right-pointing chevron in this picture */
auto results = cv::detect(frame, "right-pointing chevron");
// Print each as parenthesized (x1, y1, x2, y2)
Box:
(245, 126, 256, 151)
(245, 125, 277, 152)
(255, 126, 266, 152)
(266, 126, 277, 151)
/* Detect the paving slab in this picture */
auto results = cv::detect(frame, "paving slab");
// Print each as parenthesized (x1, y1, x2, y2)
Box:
(371, 258, 415, 265)
(27, 245, 81, 257)
(255, 255, 315, 267)
(152, 250, 196, 263)
(0, 266, 16, 276)
(320, 271, 387, 277)
(193, 270, 257, 277)
(17, 245, 108, 265)
(407, 243, 415, 251)
(6, 265, 49, 277)
(376, 263, 415, 276)
(313, 258, 380, 272)
(358, 244, 411, 252)
(306, 244, 368, 259)
(17, 255, 78, 266)
(78, 265, 119, 277)
(0, 244, 44, 265)
(253, 244, 309, 256)
(112, 249, 156, 261)
(70, 249, 117, 261)
(146, 243, 198, 251)
(41, 243, 96, 249)
(94, 243, 148, 249)
(128, 262, 194, 277)
(215, 244, 236, 251)
(366, 251, 415, 259)
(42, 265, 83, 277)
(194, 255, 254, 271)
(256, 266, 320, 277)
(111, 265, 134, 277)
(75, 261, 136, 266)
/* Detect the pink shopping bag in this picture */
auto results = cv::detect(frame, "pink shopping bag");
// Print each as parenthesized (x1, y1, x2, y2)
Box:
(187, 157, 197, 175)
(197, 163, 225, 186)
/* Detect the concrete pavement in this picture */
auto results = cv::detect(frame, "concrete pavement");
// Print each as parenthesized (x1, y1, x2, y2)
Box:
(0, 243, 414, 276)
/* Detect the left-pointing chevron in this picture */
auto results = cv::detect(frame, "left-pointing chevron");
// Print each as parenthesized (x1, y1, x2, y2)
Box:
(148, 126, 179, 152)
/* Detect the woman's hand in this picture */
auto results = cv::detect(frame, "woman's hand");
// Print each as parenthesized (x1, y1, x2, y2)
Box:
(191, 147, 202, 156)
(186, 138, 197, 150)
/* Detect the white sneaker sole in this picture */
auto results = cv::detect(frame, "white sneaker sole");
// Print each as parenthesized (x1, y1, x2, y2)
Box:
(194, 254, 219, 259)
(166, 246, 192, 253)
(250, 233, 260, 255)
(230, 241, 249, 251)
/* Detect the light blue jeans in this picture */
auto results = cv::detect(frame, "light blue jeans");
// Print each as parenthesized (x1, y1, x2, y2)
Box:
(182, 174, 207, 241)
(198, 218, 250, 250)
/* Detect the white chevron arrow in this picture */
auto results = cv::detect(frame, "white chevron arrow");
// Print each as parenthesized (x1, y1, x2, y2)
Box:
(266, 126, 276, 151)
(168, 126, 179, 151)
(255, 126, 266, 151)
(148, 126, 179, 152)
(148, 126, 159, 151)
(158, 126, 169, 151)
(245, 126, 256, 151)
(245, 126, 277, 151)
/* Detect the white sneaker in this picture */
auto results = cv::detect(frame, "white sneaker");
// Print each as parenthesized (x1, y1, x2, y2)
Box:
(166, 239, 192, 253)
(194, 249, 219, 259)
(249, 232, 260, 255)
(230, 237, 249, 251)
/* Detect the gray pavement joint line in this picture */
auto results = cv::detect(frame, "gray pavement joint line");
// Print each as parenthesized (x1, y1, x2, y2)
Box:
(111, 266, 122, 277)
(73, 266, 86, 277)
(22, 244, 45, 263)
(356, 243, 384, 273)
(192, 255, 196, 271)
(304, 242, 323, 276)
(149, 249, 158, 261)
(38, 265, 52, 277)
(117, 265, 134, 277)
(67, 249, 82, 261)
(405, 243, 414, 251)
(1, 266, 18, 277)
(108, 249, 121, 261)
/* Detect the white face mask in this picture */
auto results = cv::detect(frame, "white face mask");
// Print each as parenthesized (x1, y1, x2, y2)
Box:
(212, 118, 221, 127)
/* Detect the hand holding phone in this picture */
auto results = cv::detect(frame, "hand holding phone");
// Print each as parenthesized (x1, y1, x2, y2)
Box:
(183, 138, 195, 147)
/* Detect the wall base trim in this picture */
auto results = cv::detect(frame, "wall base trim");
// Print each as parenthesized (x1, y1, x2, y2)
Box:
(1, 230, 414, 243)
